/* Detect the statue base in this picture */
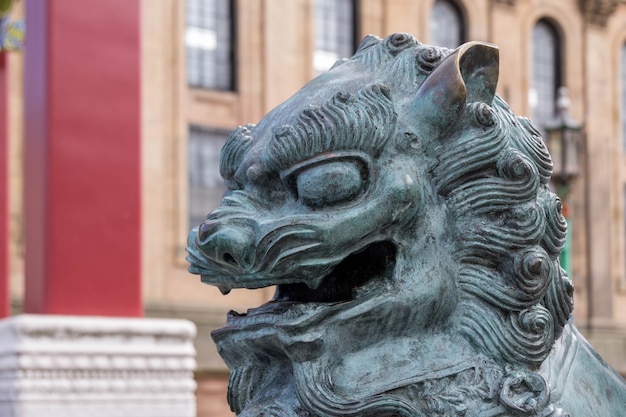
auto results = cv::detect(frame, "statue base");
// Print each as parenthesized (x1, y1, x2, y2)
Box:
(0, 314, 197, 417)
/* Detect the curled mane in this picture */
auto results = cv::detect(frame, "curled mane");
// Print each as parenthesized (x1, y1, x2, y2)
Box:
(343, 33, 574, 368)
(436, 98, 573, 367)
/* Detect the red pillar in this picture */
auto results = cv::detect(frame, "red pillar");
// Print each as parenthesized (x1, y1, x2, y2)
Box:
(0, 52, 8, 318)
(24, 0, 142, 316)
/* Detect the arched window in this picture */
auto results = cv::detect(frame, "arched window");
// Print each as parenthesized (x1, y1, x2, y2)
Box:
(621, 43, 626, 151)
(531, 20, 562, 129)
(430, 0, 465, 49)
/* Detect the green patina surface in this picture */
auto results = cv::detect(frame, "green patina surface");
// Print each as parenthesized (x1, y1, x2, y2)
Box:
(187, 33, 626, 417)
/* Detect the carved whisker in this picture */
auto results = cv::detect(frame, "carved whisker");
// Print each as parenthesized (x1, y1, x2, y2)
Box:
(255, 226, 320, 271)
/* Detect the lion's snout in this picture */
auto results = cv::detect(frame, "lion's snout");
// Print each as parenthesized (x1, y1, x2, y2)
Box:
(196, 219, 256, 271)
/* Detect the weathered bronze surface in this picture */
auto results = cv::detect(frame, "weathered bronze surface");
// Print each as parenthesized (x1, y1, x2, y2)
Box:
(187, 34, 626, 416)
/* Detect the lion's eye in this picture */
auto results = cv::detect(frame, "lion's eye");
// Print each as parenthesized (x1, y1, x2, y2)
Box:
(295, 161, 364, 208)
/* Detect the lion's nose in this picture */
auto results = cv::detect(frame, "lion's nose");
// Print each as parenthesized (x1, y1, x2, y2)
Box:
(196, 220, 255, 270)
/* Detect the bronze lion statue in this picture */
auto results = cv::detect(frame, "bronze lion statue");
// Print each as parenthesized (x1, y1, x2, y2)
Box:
(187, 33, 626, 416)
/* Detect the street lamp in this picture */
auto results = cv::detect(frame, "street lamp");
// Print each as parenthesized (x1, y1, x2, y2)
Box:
(543, 87, 583, 192)
(542, 86, 583, 278)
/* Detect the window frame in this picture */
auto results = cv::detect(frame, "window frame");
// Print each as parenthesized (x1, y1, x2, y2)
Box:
(530, 18, 563, 130)
(185, 0, 237, 91)
(187, 125, 230, 230)
(313, 0, 358, 74)
(429, 0, 466, 50)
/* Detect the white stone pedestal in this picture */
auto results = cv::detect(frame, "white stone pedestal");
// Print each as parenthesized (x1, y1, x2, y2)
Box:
(0, 315, 197, 417)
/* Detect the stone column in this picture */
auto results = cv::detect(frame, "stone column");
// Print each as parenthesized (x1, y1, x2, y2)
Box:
(23, 0, 142, 316)
(583, 26, 614, 322)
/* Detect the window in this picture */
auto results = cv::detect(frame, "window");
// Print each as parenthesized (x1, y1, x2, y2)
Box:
(531, 20, 562, 129)
(314, 0, 356, 74)
(188, 126, 228, 228)
(430, 0, 465, 49)
(186, 0, 234, 90)
(621, 43, 626, 151)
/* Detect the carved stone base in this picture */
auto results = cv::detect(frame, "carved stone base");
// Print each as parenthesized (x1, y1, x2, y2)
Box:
(0, 314, 197, 417)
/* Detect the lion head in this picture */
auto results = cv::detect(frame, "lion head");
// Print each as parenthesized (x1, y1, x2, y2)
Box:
(187, 33, 574, 417)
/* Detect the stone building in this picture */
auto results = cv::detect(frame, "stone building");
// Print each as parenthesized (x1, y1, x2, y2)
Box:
(2, 0, 626, 416)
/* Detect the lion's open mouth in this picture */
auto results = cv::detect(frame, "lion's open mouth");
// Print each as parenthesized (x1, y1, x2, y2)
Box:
(274, 241, 396, 303)
(226, 241, 397, 325)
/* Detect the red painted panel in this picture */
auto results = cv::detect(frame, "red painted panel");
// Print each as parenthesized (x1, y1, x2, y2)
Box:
(0, 53, 8, 318)
(24, 0, 142, 316)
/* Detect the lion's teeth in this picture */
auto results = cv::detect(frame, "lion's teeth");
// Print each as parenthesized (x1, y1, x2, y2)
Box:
(308, 276, 324, 290)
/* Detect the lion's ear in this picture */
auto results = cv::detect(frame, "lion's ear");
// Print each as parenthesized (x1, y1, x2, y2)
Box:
(411, 42, 499, 139)
(457, 42, 499, 104)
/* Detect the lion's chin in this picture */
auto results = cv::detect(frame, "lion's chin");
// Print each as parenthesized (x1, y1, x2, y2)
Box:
(218, 240, 397, 329)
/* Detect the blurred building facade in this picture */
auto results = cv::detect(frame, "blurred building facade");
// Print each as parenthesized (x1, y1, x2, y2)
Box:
(3, 0, 626, 416)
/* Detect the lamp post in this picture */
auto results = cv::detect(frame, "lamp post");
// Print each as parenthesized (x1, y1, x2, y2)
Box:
(544, 87, 583, 194)
(543, 86, 583, 277)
